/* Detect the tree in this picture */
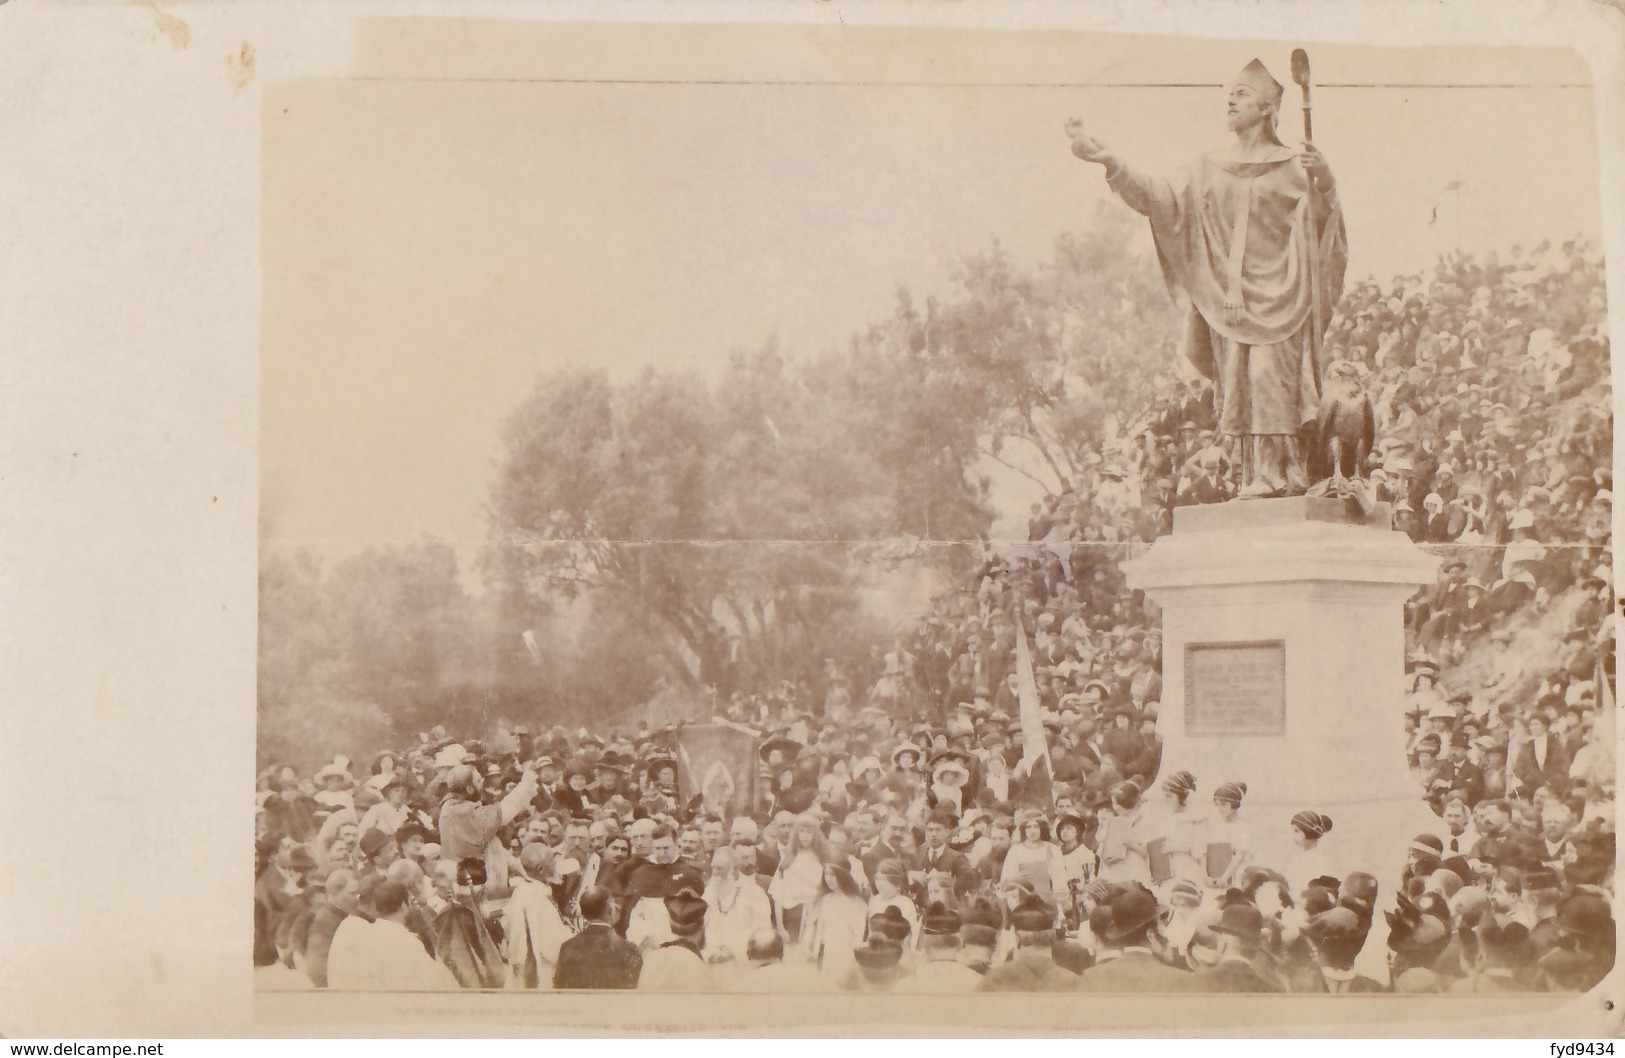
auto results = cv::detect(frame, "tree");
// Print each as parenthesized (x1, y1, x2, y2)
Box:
(904, 205, 1182, 497)
(485, 337, 998, 700)
(256, 540, 483, 771)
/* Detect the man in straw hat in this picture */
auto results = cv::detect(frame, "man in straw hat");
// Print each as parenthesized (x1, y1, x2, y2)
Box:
(1067, 57, 1347, 498)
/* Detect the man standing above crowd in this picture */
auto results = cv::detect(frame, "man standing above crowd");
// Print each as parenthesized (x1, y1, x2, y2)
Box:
(437, 762, 538, 894)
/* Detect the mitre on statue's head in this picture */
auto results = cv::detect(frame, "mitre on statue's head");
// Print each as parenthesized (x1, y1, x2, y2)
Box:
(1234, 58, 1285, 109)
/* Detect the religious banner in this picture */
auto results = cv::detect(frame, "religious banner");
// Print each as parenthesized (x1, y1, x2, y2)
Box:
(674, 723, 760, 820)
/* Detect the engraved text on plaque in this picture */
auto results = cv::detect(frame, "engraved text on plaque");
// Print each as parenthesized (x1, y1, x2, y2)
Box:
(1184, 640, 1287, 736)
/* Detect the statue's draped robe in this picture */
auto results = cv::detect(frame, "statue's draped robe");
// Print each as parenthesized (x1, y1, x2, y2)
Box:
(1105, 144, 1348, 491)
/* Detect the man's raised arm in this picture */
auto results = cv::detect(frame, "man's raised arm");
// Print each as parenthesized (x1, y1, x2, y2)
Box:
(499, 766, 540, 826)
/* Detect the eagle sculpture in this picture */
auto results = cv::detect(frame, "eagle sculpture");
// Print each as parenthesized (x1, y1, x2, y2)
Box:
(1307, 360, 1376, 505)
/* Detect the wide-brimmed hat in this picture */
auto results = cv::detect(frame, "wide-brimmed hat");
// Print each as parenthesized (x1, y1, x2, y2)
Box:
(644, 756, 678, 783)
(890, 743, 923, 768)
(759, 735, 802, 764)
(1053, 811, 1088, 838)
(947, 826, 979, 854)
(315, 759, 354, 786)
(1104, 886, 1161, 941)
(593, 751, 630, 774)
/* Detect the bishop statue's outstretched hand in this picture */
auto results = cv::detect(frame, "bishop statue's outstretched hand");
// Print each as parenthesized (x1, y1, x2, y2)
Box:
(1066, 117, 1114, 166)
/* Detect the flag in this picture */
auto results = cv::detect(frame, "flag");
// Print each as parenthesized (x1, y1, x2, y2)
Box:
(674, 723, 759, 819)
(1585, 650, 1615, 792)
(1013, 621, 1054, 812)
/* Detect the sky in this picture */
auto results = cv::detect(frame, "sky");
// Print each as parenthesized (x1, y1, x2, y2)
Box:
(260, 29, 1605, 573)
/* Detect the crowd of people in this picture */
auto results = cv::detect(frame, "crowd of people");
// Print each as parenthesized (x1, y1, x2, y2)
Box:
(256, 243, 1613, 995)
(253, 705, 1614, 994)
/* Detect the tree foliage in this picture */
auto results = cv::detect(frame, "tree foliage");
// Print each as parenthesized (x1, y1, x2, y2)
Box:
(262, 210, 1188, 759)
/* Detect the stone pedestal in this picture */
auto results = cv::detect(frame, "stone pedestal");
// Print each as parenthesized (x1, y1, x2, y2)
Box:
(1123, 496, 1440, 975)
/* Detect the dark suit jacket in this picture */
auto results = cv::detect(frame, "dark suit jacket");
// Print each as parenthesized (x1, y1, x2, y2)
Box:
(1513, 738, 1571, 796)
(976, 950, 1081, 992)
(1191, 958, 1283, 993)
(1076, 949, 1196, 993)
(553, 923, 642, 990)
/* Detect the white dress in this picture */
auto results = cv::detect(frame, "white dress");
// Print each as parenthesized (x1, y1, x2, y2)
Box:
(1200, 813, 1254, 887)
(1095, 810, 1152, 885)
(1141, 804, 1206, 883)
(999, 841, 1066, 902)
(1283, 840, 1335, 898)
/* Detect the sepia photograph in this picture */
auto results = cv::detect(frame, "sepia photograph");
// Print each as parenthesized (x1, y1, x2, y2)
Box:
(3, 0, 1618, 1042)
(250, 20, 1617, 1025)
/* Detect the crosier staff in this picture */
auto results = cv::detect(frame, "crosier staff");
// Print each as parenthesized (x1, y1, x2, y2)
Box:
(1291, 49, 1326, 374)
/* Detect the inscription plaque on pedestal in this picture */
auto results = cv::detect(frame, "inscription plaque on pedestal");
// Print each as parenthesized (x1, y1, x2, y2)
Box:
(1184, 640, 1286, 736)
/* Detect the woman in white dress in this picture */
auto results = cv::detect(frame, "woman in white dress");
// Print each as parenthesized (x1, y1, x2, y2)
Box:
(802, 862, 870, 980)
(1201, 780, 1254, 890)
(358, 773, 411, 837)
(1054, 811, 1098, 931)
(767, 812, 829, 945)
(1095, 781, 1152, 885)
(999, 811, 1067, 903)
(1143, 770, 1205, 884)
(1282, 810, 1336, 898)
